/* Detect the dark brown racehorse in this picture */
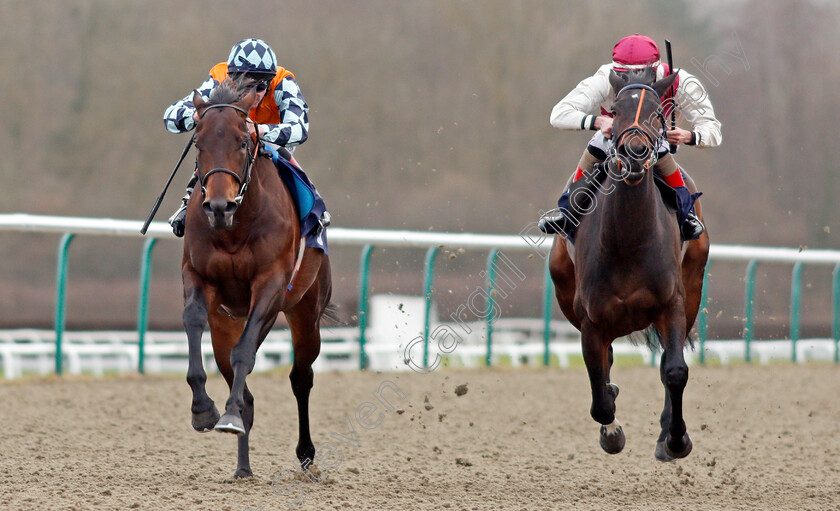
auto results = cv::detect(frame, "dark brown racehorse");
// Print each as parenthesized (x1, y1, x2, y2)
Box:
(549, 69, 710, 461)
(182, 80, 332, 478)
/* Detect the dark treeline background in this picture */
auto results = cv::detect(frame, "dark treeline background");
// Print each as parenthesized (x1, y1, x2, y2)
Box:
(0, 0, 837, 339)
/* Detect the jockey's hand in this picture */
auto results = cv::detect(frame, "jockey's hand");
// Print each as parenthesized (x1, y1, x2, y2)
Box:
(667, 127, 693, 146)
(594, 116, 613, 138)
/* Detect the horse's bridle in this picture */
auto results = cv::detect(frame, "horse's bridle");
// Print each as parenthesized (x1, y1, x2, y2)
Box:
(195, 103, 259, 205)
(610, 83, 667, 173)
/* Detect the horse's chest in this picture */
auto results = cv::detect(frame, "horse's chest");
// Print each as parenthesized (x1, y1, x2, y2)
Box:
(578, 269, 677, 326)
(195, 250, 256, 284)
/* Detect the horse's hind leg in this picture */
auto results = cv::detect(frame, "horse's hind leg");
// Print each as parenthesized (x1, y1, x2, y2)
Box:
(182, 271, 220, 432)
(285, 268, 330, 468)
(581, 321, 624, 454)
(680, 170, 710, 333)
(234, 384, 255, 478)
(285, 312, 322, 468)
(654, 310, 692, 461)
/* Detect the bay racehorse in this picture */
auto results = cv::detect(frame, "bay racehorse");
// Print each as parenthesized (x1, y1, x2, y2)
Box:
(548, 69, 710, 461)
(182, 80, 332, 478)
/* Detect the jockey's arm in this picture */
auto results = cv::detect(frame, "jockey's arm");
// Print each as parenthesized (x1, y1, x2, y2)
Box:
(550, 64, 613, 135)
(258, 76, 309, 149)
(670, 69, 722, 148)
(163, 75, 217, 133)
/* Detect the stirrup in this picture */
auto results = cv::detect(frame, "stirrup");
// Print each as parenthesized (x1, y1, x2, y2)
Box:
(538, 208, 570, 235)
(319, 211, 331, 229)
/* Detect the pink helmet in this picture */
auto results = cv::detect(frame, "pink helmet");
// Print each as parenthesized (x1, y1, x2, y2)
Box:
(612, 34, 660, 71)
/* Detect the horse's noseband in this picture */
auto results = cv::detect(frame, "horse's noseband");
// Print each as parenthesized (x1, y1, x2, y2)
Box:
(610, 84, 667, 175)
(195, 103, 259, 205)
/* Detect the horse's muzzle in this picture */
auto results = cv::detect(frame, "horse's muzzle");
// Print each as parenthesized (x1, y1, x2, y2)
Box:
(203, 198, 238, 229)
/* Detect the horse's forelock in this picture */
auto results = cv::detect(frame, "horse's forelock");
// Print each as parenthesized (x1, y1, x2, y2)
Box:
(622, 68, 657, 87)
(206, 79, 246, 108)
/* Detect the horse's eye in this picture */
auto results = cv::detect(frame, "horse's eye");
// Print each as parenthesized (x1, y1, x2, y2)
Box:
(241, 139, 248, 149)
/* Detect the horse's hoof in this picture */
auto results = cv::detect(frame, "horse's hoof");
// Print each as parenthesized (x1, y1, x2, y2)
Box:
(655, 441, 676, 462)
(233, 468, 253, 479)
(191, 406, 221, 433)
(665, 433, 693, 459)
(214, 413, 246, 436)
(297, 444, 316, 469)
(599, 420, 625, 454)
(607, 383, 619, 399)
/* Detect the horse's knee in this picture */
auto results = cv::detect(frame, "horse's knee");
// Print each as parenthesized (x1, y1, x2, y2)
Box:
(186, 369, 206, 388)
(230, 344, 256, 372)
(183, 299, 207, 329)
(664, 364, 689, 388)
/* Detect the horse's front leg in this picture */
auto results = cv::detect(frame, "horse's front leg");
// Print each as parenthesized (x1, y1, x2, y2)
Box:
(215, 278, 284, 436)
(549, 237, 580, 329)
(183, 270, 220, 432)
(581, 320, 624, 454)
(655, 307, 692, 460)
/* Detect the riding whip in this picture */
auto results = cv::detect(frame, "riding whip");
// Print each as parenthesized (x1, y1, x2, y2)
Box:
(665, 39, 677, 154)
(140, 133, 195, 235)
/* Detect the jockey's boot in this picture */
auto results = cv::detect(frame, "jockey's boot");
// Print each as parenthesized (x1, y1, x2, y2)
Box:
(674, 185, 705, 241)
(168, 173, 198, 238)
(538, 165, 606, 237)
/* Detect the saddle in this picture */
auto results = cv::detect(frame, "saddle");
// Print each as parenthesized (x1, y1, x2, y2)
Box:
(261, 144, 328, 254)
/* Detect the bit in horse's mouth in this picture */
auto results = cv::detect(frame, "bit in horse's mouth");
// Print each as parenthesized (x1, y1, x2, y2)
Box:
(624, 169, 646, 184)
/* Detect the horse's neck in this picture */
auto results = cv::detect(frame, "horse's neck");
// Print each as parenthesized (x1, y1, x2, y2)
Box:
(212, 160, 296, 247)
(238, 160, 296, 232)
(597, 169, 666, 256)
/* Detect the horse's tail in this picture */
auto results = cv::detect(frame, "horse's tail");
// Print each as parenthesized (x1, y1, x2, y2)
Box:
(320, 303, 342, 325)
(628, 325, 696, 352)
(628, 325, 663, 352)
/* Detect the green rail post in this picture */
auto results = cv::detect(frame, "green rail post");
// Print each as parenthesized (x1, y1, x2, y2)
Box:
(697, 263, 710, 365)
(136, 237, 158, 375)
(422, 246, 440, 369)
(790, 262, 803, 363)
(485, 249, 500, 367)
(833, 263, 840, 364)
(54, 233, 75, 376)
(542, 259, 553, 367)
(744, 260, 758, 363)
(357, 244, 374, 370)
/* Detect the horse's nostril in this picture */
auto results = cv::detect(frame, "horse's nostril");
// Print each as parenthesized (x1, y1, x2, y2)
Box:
(225, 201, 238, 214)
(202, 202, 212, 215)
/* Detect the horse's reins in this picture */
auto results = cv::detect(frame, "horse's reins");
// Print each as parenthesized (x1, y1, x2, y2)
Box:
(611, 84, 667, 173)
(195, 102, 307, 295)
(195, 103, 258, 205)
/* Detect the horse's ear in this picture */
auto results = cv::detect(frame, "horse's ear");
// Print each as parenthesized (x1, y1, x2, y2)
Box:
(193, 90, 205, 109)
(652, 71, 678, 98)
(609, 69, 628, 93)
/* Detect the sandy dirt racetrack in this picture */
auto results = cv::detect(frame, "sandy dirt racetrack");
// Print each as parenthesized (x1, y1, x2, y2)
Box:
(2, 363, 839, 510)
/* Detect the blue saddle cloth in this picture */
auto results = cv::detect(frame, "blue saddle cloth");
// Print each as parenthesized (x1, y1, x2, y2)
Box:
(263, 145, 328, 254)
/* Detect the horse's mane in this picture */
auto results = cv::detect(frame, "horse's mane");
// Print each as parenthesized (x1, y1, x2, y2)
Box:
(206, 78, 246, 107)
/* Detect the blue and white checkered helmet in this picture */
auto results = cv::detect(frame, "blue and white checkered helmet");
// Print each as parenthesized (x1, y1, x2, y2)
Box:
(226, 38, 277, 77)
